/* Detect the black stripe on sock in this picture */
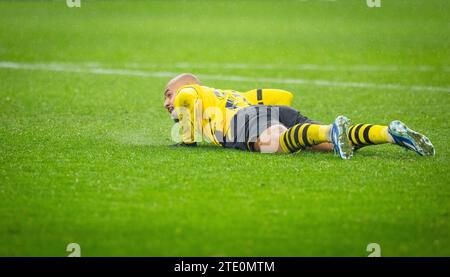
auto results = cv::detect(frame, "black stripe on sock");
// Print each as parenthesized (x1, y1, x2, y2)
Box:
(283, 132, 295, 152)
(292, 124, 302, 148)
(354, 124, 364, 145)
(257, 88, 263, 105)
(363, 124, 374, 144)
(302, 124, 311, 147)
(285, 128, 294, 149)
(348, 125, 356, 145)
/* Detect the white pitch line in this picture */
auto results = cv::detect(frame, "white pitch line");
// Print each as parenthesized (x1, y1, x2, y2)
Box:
(0, 61, 449, 93)
(8, 60, 449, 73)
(0, 61, 178, 78)
(122, 62, 449, 73)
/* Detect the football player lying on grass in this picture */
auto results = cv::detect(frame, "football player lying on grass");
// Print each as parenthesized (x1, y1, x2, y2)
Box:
(163, 73, 435, 159)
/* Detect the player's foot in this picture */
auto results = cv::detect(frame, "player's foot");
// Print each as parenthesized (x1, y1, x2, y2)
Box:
(388, 120, 435, 156)
(331, 115, 353, 160)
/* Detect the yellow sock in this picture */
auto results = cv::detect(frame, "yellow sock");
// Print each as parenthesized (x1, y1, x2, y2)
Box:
(279, 123, 330, 153)
(348, 124, 391, 147)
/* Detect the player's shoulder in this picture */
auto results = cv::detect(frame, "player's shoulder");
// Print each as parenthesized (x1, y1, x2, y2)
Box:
(176, 84, 203, 95)
(176, 84, 219, 99)
(174, 85, 200, 104)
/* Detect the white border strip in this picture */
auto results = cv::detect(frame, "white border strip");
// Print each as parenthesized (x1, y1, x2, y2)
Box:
(1, 61, 449, 93)
(16, 61, 449, 73)
(123, 62, 450, 73)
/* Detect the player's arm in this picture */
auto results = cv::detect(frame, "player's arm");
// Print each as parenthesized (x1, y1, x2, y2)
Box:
(243, 89, 294, 106)
(173, 87, 200, 145)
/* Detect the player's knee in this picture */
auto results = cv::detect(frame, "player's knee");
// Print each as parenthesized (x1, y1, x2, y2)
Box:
(255, 124, 287, 153)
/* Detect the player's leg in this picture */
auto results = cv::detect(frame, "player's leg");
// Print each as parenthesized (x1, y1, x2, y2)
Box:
(310, 142, 334, 152)
(347, 123, 392, 148)
(250, 105, 329, 153)
(348, 121, 435, 156)
(254, 115, 354, 159)
(254, 123, 330, 153)
(254, 124, 287, 153)
(279, 115, 353, 159)
(275, 105, 333, 152)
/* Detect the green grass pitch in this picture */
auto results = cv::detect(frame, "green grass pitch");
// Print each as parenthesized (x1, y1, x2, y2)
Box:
(0, 0, 449, 256)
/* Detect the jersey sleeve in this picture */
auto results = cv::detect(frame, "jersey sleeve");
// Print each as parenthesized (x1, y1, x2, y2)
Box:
(173, 87, 200, 144)
(242, 89, 293, 106)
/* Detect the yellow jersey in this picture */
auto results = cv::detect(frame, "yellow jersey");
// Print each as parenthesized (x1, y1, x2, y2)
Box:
(173, 85, 293, 146)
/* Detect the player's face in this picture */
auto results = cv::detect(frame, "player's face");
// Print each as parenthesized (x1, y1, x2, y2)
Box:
(163, 87, 176, 116)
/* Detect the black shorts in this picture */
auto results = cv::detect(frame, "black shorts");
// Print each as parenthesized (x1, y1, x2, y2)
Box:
(222, 105, 319, 151)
